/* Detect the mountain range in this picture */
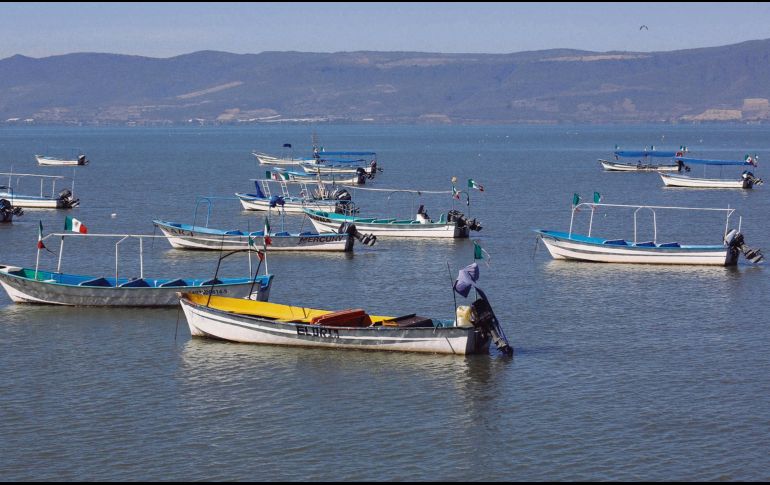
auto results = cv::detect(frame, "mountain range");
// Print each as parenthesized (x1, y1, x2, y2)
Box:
(2, 39, 770, 124)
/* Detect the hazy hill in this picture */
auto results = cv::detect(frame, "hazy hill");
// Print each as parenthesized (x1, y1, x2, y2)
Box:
(2, 40, 770, 124)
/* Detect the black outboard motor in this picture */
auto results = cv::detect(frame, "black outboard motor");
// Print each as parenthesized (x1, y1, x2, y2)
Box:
(57, 189, 79, 208)
(338, 223, 377, 247)
(78, 155, 89, 165)
(0, 198, 23, 222)
(334, 200, 358, 215)
(725, 229, 764, 263)
(330, 187, 352, 201)
(447, 209, 483, 232)
(741, 171, 764, 189)
(369, 160, 380, 178)
(470, 288, 513, 356)
(355, 167, 367, 185)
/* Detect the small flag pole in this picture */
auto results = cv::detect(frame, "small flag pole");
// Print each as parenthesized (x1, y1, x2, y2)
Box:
(446, 261, 458, 314)
(57, 235, 64, 273)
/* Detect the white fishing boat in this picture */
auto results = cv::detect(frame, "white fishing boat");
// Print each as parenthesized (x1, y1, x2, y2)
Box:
(180, 263, 512, 355)
(659, 156, 762, 189)
(35, 154, 89, 166)
(303, 205, 481, 238)
(153, 220, 375, 252)
(599, 147, 684, 172)
(299, 158, 378, 175)
(0, 172, 79, 208)
(0, 233, 273, 306)
(268, 168, 369, 186)
(235, 179, 355, 214)
(535, 202, 764, 266)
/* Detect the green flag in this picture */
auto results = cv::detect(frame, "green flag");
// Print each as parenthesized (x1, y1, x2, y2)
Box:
(593, 192, 601, 204)
(572, 193, 581, 206)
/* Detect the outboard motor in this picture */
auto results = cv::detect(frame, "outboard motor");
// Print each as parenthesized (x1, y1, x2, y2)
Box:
(470, 288, 513, 356)
(725, 229, 764, 263)
(57, 188, 79, 208)
(0, 198, 22, 222)
(330, 187, 352, 201)
(78, 155, 89, 165)
(355, 167, 367, 185)
(741, 171, 764, 189)
(268, 195, 285, 208)
(334, 200, 358, 215)
(369, 160, 380, 177)
(339, 223, 377, 247)
(447, 210, 483, 232)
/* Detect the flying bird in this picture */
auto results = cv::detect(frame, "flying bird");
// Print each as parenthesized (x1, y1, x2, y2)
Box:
(640, 25, 649, 30)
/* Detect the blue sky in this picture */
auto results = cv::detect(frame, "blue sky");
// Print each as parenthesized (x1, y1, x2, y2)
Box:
(2, 2, 770, 59)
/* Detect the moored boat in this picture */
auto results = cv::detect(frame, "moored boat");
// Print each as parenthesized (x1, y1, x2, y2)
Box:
(36, 154, 89, 166)
(0, 172, 79, 208)
(179, 263, 512, 355)
(535, 202, 764, 266)
(660, 156, 762, 189)
(0, 233, 273, 306)
(599, 146, 684, 172)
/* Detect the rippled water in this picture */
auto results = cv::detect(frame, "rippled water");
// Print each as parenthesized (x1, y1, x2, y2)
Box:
(1, 124, 769, 480)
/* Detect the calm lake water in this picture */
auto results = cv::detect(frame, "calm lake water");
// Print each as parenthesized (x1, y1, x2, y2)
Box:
(1, 124, 769, 481)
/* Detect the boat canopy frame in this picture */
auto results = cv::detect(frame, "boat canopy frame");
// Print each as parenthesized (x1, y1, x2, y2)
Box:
(568, 202, 738, 245)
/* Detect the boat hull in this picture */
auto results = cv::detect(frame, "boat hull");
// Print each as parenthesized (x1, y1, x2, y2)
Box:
(0, 192, 70, 209)
(153, 221, 353, 252)
(0, 266, 272, 306)
(180, 297, 490, 355)
(235, 193, 338, 213)
(660, 173, 750, 188)
(537, 231, 737, 265)
(35, 155, 87, 166)
(600, 159, 680, 172)
(306, 212, 468, 238)
(253, 152, 312, 166)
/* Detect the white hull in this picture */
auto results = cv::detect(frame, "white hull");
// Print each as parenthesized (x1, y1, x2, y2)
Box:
(600, 159, 680, 172)
(0, 271, 271, 307)
(154, 223, 352, 252)
(538, 233, 736, 265)
(181, 298, 489, 355)
(660, 173, 749, 188)
(253, 152, 311, 166)
(308, 215, 466, 238)
(235, 194, 339, 213)
(0, 192, 66, 208)
(35, 155, 86, 166)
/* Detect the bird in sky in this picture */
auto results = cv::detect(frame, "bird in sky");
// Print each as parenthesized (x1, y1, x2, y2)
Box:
(640, 25, 649, 30)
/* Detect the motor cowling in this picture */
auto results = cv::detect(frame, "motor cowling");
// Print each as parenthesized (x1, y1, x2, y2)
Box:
(338, 223, 377, 246)
(725, 229, 764, 263)
(470, 292, 513, 356)
(57, 189, 79, 208)
(447, 209, 482, 232)
(741, 171, 764, 188)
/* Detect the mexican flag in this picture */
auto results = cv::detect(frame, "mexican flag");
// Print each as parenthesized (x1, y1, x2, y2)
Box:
(264, 217, 272, 246)
(467, 179, 485, 192)
(64, 216, 88, 233)
(37, 221, 46, 249)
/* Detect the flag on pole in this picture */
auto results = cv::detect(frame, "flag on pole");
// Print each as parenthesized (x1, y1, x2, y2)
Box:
(473, 240, 491, 266)
(64, 216, 88, 234)
(468, 179, 485, 192)
(745, 154, 758, 167)
(572, 193, 581, 206)
(263, 217, 272, 246)
(451, 185, 460, 200)
(593, 192, 601, 204)
(37, 221, 46, 249)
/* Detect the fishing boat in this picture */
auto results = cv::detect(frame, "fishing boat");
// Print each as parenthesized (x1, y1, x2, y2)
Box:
(35, 154, 89, 166)
(269, 167, 370, 185)
(152, 220, 375, 252)
(153, 196, 375, 252)
(659, 155, 763, 189)
(252, 143, 313, 166)
(300, 157, 379, 175)
(179, 263, 512, 355)
(0, 233, 273, 306)
(0, 172, 79, 208)
(235, 179, 355, 214)
(535, 202, 764, 265)
(303, 205, 481, 238)
(599, 147, 684, 172)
